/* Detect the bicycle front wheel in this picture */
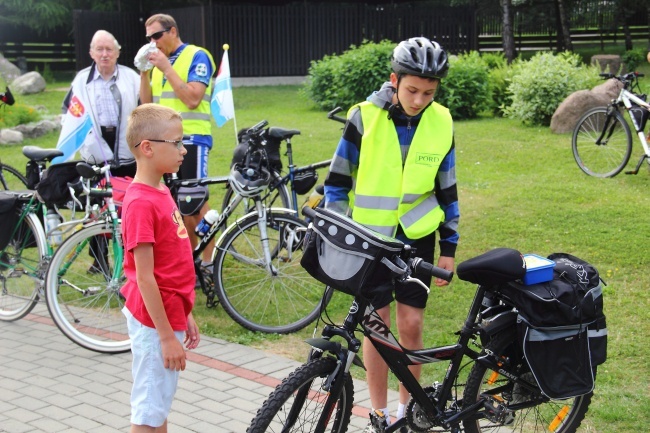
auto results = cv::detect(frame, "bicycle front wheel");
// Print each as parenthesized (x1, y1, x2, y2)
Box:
(0, 211, 47, 321)
(462, 332, 592, 433)
(0, 163, 28, 190)
(247, 357, 353, 433)
(45, 222, 130, 353)
(214, 212, 328, 334)
(572, 107, 632, 177)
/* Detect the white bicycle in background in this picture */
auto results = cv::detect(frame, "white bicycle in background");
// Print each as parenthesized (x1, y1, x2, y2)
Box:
(572, 72, 650, 178)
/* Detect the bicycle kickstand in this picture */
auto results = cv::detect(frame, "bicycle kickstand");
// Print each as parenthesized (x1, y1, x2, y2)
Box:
(624, 154, 648, 175)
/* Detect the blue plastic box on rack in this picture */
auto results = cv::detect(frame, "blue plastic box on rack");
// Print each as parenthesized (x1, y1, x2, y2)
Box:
(522, 254, 555, 285)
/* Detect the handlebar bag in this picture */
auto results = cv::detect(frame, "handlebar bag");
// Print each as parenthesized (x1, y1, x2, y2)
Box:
(0, 192, 18, 251)
(300, 207, 404, 296)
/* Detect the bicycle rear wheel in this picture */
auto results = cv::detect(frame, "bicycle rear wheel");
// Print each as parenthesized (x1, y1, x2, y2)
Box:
(0, 211, 47, 321)
(221, 170, 291, 224)
(214, 211, 329, 334)
(572, 107, 633, 177)
(45, 221, 130, 353)
(0, 163, 28, 190)
(462, 332, 592, 433)
(247, 357, 353, 433)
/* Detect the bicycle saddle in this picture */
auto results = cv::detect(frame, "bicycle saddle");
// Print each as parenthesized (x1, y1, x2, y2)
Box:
(22, 145, 64, 162)
(268, 127, 300, 140)
(457, 248, 526, 286)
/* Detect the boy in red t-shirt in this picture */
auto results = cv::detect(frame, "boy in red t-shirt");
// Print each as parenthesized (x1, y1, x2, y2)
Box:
(121, 103, 199, 433)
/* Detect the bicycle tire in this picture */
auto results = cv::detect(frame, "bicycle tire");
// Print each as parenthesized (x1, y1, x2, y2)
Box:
(462, 332, 592, 433)
(45, 221, 130, 353)
(0, 163, 28, 190)
(0, 211, 47, 321)
(572, 107, 633, 177)
(214, 211, 330, 334)
(221, 170, 291, 224)
(247, 357, 353, 433)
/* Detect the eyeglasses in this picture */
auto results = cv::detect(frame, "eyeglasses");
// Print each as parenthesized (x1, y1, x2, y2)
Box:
(92, 47, 115, 54)
(135, 139, 185, 150)
(146, 28, 171, 41)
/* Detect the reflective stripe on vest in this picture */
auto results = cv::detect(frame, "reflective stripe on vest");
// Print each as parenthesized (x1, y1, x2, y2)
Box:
(352, 101, 453, 239)
(151, 45, 215, 135)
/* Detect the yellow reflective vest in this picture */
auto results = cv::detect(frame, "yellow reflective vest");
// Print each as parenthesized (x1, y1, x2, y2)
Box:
(151, 45, 214, 136)
(352, 101, 453, 239)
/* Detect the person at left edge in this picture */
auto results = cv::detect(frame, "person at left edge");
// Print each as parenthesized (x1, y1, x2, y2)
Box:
(138, 13, 216, 266)
(62, 30, 139, 177)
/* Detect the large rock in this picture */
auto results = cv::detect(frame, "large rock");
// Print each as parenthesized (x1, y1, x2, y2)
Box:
(0, 54, 22, 83)
(13, 119, 60, 139)
(550, 80, 623, 134)
(591, 54, 622, 75)
(0, 129, 24, 145)
(11, 71, 47, 95)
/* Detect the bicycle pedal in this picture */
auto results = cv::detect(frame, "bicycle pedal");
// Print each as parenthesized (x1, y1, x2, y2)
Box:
(368, 409, 389, 432)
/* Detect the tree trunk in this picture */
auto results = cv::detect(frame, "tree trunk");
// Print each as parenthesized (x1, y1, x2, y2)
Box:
(556, 0, 573, 52)
(501, 0, 515, 64)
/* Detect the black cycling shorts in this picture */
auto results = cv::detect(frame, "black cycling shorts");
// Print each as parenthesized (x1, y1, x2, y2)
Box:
(369, 231, 436, 310)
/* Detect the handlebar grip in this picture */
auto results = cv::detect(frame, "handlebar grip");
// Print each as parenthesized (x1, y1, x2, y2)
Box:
(413, 258, 454, 282)
(246, 120, 269, 135)
(302, 206, 316, 219)
(89, 189, 113, 198)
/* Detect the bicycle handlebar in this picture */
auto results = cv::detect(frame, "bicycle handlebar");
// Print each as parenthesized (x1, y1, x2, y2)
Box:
(327, 106, 346, 124)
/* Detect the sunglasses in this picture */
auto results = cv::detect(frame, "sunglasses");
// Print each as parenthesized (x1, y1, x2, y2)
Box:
(135, 138, 186, 150)
(146, 28, 171, 41)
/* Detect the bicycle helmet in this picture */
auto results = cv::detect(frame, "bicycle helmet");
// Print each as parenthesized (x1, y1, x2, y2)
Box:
(391, 37, 449, 79)
(229, 163, 271, 198)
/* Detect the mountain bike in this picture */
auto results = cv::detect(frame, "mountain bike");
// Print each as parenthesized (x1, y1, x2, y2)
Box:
(43, 161, 129, 353)
(168, 120, 330, 334)
(572, 71, 650, 177)
(221, 107, 346, 223)
(247, 207, 596, 433)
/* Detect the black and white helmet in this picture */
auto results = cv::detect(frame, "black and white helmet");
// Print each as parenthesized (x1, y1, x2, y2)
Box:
(391, 37, 449, 79)
(229, 163, 271, 198)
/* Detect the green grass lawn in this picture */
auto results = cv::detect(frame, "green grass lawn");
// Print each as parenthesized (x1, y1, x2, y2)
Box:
(3, 72, 649, 432)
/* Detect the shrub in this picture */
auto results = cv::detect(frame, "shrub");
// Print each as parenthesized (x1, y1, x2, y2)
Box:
(621, 49, 647, 73)
(436, 51, 491, 119)
(488, 65, 515, 117)
(503, 52, 601, 126)
(302, 40, 395, 110)
(0, 103, 41, 128)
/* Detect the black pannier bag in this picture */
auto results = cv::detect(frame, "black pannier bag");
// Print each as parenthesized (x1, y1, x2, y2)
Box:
(232, 128, 282, 173)
(176, 186, 209, 216)
(0, 192, 18, 250)
(293, 169, 318, 195)
(300, 207, 404, 296)
(501, 253, 607, 399)
(36, 161, 82, 206)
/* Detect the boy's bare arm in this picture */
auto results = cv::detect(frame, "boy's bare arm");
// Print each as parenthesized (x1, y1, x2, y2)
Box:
(133, 243, 187, 371)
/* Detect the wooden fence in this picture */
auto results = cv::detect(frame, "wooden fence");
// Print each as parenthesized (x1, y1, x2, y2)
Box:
(0, 1, 647, 76)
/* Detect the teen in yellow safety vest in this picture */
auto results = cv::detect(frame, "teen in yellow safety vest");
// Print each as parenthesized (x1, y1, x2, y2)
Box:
(324, 37, 459, 432)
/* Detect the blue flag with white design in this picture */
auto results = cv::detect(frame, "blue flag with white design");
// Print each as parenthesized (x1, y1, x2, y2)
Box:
(211, 48, 235, 127)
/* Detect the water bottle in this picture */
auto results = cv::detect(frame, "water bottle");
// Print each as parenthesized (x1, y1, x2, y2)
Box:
(45, 208, 63, 247)
(195, 209, 219, 237)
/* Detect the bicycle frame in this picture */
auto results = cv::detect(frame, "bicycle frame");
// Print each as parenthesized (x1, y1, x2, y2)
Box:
(308, 283, 543, 432)
(616, 88, 650, 168)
